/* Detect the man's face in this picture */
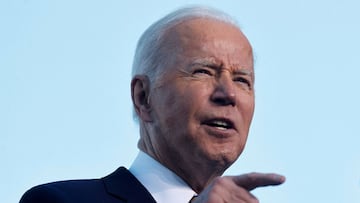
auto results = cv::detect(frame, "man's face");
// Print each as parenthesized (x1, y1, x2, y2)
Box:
(147, 19, 254, 175)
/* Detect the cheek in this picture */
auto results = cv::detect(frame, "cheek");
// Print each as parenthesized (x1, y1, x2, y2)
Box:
(166, 83, 210, 132)
(153, 86, 194, 129)
(245, 100, 255, 119)
(152, 79, 213, 133)
(184, 80, 213, 100)
(239, 93, 255, 119)
(175, 80, 211, 107)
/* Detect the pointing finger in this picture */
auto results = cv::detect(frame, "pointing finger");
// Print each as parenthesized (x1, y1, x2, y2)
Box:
(232, 172, 286, 191)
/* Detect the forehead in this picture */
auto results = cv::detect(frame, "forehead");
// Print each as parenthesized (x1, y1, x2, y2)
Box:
(162, 18, 253, 71)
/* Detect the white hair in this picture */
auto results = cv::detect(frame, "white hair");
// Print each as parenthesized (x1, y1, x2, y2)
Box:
(131, 5, 240, 83)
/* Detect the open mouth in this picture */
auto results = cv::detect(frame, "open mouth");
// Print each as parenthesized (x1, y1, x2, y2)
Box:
(203, 118, 234, 130)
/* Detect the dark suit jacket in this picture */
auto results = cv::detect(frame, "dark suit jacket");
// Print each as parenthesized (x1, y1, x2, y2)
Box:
(19, 167, 156, 203)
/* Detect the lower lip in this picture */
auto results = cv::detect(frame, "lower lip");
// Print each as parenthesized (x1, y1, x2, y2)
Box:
(202, 125, 236, 138)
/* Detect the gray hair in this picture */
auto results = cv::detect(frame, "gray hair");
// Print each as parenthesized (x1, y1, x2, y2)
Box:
(131, 5, 240, 83)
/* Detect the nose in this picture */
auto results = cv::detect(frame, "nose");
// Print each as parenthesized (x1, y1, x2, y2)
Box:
(210, 74, 236, 106)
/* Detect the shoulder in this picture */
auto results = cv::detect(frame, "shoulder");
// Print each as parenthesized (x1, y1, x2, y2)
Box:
(19, 179, 107, 203)
(19, 167, 135, 203)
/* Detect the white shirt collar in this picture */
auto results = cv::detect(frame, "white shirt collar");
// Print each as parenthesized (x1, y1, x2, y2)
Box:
(129, 151, 196, 203)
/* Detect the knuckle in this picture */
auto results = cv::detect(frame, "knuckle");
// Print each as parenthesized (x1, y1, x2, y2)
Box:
(210, 177, 229, 194)
(247, 172, 259, 181)
(212, 176, 228, 187)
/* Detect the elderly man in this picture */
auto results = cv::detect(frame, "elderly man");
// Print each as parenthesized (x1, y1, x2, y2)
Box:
(20, 6, 285, 203)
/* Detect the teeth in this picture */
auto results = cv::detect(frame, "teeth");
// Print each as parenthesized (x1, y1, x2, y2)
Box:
(208, 120, 231, 130)
(212, 120, 229, 127)
(204, 119, 233, 130)
(216, 126, 227, 130)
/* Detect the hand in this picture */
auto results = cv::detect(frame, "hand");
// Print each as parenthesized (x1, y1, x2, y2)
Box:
(191, 173, 285, 203)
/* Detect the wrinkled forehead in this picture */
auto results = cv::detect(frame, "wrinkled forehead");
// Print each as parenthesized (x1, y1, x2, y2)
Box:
(162, 18, 251, 57)
(162, 19, 253, 65)
(164, 18, 249, 46)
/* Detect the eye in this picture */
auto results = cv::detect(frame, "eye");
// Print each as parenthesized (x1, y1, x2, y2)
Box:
(234, 77, 252, 89)
(192, 68, 213, 76)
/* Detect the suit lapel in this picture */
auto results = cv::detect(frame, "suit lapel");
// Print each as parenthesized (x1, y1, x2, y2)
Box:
(102, 167, 156, 203)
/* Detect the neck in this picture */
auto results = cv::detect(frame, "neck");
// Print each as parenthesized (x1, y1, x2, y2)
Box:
(137, 124, 230, 193)
(172, 161, 226, 193)
(139, 143, 227, 193)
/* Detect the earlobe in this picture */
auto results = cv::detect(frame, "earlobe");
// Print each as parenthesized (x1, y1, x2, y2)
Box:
(131, 75, 152, 122)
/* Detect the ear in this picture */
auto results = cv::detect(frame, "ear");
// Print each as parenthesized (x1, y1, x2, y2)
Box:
(131, 75, 152, 122)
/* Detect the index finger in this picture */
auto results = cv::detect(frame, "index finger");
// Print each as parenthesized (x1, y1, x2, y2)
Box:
(231, 172, 286, 191)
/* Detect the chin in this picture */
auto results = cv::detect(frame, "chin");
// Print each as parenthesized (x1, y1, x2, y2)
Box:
(207, 150, 241, 171)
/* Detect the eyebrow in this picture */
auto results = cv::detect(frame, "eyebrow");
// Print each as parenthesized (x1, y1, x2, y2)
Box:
(190, 58, 219, 67)
(190, 58, 253, 76)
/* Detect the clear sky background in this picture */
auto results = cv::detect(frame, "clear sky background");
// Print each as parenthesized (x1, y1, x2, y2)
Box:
(1, 0, 359, 202)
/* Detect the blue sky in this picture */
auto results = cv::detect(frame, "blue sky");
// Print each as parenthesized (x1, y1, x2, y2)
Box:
(1, 0, 359, 202)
